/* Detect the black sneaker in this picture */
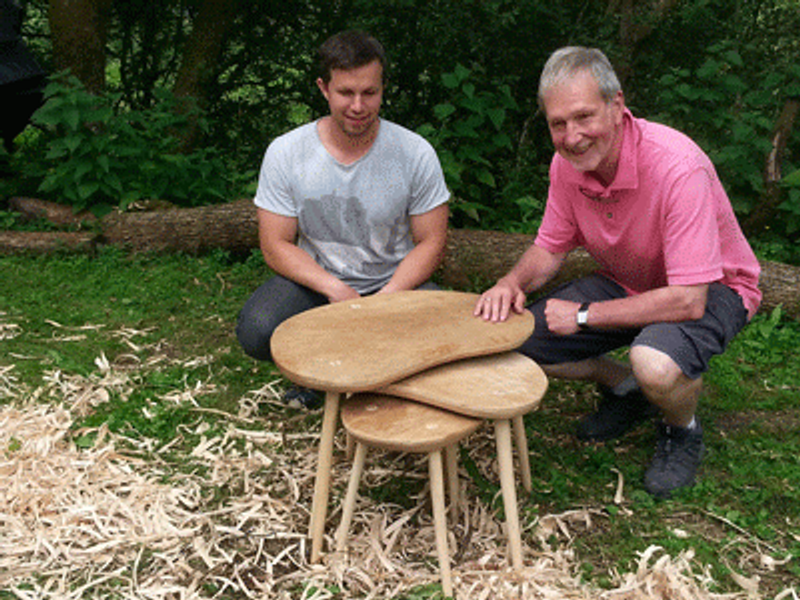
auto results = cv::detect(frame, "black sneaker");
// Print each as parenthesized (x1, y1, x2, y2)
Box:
(644, 421, 705, 499)
(576, 385, 658, 442)
(283, 385, 323, 410)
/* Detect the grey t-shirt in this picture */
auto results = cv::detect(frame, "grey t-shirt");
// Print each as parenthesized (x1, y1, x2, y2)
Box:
(254, 119, 450, 293)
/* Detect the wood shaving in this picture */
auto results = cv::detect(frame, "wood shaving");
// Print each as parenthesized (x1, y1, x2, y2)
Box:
(0, 311, 22, 341)
(0, 356, 786, 599)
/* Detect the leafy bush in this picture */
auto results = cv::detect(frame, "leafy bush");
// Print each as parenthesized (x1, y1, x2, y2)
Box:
(779, 167, 800, 235)
(19, 73, 244, 215)
(653, 42, 800, 226)
(418, 64, 539, 229)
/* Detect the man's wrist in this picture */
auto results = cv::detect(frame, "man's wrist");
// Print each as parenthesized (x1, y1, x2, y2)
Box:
(501, 272, 526, 293)
(576, 302, 591, 329)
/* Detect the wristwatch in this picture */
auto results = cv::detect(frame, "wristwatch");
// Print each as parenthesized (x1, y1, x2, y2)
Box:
(576, 302, 591, 329)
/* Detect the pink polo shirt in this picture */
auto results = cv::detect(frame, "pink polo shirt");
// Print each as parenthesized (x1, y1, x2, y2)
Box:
(535, 109, 762, 318)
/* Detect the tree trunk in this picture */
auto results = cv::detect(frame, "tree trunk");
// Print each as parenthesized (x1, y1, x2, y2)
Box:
(48, 0, 113, 94)
(100, 198, 258, 255)
(610, 0, 681, 87)
(742, 97, 800, 236)
(3, 197, 799, 320)
(172, 0, 240, 151)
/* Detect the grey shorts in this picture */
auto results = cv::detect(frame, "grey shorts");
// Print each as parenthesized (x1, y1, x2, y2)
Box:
(517, 273, 749, 379)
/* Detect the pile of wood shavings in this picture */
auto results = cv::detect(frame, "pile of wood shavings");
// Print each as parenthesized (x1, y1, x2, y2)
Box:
(0, 368, 768, 599)
(0, 403, 200, 595)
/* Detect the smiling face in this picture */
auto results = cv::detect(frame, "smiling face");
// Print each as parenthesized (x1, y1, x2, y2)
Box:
(317, 59, 384, 143)
(542, 69, 625, 186)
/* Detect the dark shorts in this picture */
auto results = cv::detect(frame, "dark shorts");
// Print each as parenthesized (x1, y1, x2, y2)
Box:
(517, 274, 749, 380)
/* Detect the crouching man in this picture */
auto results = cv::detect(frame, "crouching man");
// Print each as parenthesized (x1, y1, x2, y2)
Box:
(474, 47, 761, 498)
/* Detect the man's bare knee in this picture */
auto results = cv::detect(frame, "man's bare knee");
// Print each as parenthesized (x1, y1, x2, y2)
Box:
(630, 345, 685, 397)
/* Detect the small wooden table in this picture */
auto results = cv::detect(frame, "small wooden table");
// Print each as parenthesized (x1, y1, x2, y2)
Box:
(270, 290, 535, 563)
(337, 393, 483, 598)
(383, 351, 548, 568)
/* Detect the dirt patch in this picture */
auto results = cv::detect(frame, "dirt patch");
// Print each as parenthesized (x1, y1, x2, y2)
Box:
(714, 409, 800, 435)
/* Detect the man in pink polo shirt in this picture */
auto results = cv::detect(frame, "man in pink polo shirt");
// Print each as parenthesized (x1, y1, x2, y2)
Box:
(474, 47, 761, 499)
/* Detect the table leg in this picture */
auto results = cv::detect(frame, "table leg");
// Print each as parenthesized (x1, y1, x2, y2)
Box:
(445, 444, 460, 518)
(512, 414, 532, 493)
(309, 390, 341, 563)
(335, 441, 368, 551)
(429, 449, 454, 598)
(495, 418, 523, 570)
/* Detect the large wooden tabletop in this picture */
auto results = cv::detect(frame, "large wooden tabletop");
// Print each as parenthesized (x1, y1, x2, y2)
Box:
(270, 290, 535, 392)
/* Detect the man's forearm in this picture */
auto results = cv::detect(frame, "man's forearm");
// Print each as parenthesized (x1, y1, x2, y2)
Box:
(580, 285, 709, 329)
(508, 244, 565, 295)
(262, 242, 356, 301)
(379, 239, 444, 293)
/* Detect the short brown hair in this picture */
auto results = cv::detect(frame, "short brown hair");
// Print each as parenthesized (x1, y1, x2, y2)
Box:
(317, 30, 387, 83)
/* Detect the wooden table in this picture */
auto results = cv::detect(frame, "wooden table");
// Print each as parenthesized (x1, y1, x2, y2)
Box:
(270, 290, 535, 563)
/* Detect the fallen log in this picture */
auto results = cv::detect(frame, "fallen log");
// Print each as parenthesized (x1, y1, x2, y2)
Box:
(3, 197, 799, 320)
(0, 230, 98, 253)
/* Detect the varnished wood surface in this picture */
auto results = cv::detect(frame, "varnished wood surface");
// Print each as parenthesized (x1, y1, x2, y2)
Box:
(271, 290, 534, 392)
(383, 351, 548, 419)
(341, 393, 482, 453)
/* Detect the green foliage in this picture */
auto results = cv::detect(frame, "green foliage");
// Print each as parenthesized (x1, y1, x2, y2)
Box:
(751, 233, 800, 266)
(779, 165, 800, 235)
(650, 37, 800, 246)
(12, 0, 800, 254)
(710, 306, 800, 404)
(418, 64, 532, 228)
(21, 74, 243, 215)
(654, 44, 770, 212)
(0, 210, 63, 232)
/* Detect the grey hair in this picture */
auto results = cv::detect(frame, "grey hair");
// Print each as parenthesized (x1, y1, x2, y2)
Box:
(537, 47, 621, 109)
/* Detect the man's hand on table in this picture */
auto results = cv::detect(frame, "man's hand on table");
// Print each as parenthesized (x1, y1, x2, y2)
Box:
(473, 277, 527, 323)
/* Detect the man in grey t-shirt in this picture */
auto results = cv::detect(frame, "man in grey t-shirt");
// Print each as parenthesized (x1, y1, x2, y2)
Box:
(236, 30, 450, 406)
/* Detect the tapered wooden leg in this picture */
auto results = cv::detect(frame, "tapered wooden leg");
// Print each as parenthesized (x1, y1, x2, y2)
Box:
(495, 418, 523, 570)
(309, 390, 341, 563)
(444, 444, 460, 518)
(428, 450, 453, 598)
(512, 414, 532, 493)
(335, 441, 368, 551)
(344, 431, 354, 461)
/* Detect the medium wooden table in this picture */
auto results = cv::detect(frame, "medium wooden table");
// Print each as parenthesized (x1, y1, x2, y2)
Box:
(270, 290, 535, 563)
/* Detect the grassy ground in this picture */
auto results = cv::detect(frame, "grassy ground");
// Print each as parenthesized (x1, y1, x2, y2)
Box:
(1, 248, 798, 598)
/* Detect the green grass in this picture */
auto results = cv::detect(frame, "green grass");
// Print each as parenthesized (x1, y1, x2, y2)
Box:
(1, 249, 799, 598)
(1, 247, 278, 408)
